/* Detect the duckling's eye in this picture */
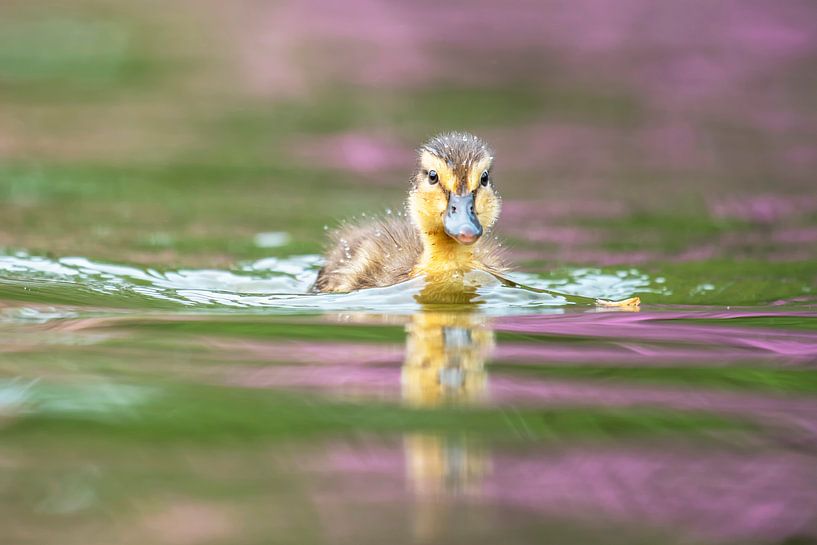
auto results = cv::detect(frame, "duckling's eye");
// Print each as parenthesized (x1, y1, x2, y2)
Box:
(480, 170, 490, 187)
(428, 170, 438, 184)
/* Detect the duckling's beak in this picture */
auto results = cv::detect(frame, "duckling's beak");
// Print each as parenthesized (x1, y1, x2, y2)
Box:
(444, 192, 483, 245)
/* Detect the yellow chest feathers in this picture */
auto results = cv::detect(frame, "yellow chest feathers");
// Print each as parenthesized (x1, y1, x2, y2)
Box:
(412, 232, 484, 280)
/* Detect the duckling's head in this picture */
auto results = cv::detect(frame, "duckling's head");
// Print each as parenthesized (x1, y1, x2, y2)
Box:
(409, 132, 501, 246)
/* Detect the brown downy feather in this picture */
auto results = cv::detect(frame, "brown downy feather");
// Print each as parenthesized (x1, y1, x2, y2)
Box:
(312, 215, 507, 293)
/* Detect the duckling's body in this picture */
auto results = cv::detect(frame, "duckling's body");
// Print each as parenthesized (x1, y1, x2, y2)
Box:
(314, 215, 506, 293)
(314, 132, 507, 293)
(313, 216, 420, 293)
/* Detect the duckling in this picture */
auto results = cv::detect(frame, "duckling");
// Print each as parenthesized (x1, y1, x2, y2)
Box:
(313, 132, 506, 293)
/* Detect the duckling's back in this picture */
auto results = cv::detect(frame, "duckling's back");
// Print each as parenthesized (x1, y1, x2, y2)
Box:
(313, 217, 423, 293)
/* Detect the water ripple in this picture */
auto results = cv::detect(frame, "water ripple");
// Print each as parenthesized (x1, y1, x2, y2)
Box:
(0, 251, 655, 314)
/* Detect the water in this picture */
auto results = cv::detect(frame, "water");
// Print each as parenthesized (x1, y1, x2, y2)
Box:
(2, 250, 816, 544)
(2, 0, 817, 543)
(0, 251, 657, 312)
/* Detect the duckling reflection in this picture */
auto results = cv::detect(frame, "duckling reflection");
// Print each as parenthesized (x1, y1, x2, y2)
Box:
(401, 308, 493, 540)
(401, 310, 493, 407)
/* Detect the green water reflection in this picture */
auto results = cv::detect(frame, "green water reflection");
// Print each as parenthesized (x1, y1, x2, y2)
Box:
(2, 0, 817, 543)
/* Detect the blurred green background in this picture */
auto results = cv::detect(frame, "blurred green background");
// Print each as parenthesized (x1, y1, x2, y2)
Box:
(2, 0, 815, 282)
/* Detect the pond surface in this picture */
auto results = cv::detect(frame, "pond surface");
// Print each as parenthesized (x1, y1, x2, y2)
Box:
(1, 1, 817, 544)
(2, 252, 816, 545)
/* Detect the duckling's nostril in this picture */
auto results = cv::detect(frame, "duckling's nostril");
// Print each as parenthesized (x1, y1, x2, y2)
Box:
(450, 205, 457, 214)
(469, 205, 474, 214)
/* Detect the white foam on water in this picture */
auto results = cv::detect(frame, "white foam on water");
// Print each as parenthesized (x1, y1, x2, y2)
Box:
(0, 251, 658, 315)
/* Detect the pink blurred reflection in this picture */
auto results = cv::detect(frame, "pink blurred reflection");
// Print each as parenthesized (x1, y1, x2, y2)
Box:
(494, 311, 817, 359)
(305, 440, 817, 545)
